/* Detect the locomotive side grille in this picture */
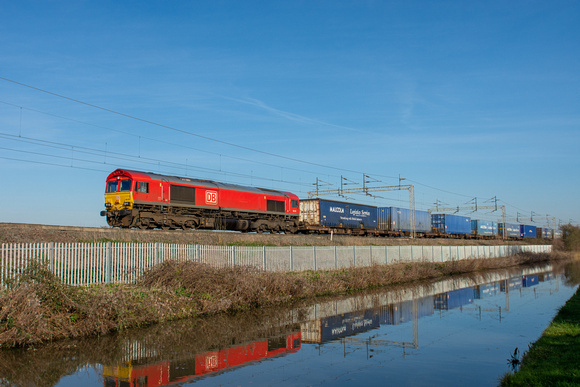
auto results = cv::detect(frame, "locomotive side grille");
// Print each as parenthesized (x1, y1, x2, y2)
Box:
(170, 185, 196, 204)
(267, 200, 285, 213)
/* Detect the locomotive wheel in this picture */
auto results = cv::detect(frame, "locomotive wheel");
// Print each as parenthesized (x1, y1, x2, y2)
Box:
(183, 220, 199, 230)
(136, 218, 151, 230)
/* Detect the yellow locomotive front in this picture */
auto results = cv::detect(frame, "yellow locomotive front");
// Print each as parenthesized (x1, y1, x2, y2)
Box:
(101, 176, 135, 227)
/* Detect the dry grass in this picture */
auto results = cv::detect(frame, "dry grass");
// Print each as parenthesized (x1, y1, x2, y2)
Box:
(0, 251, 569, 349)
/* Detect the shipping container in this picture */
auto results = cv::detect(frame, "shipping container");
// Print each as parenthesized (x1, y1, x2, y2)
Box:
(434, 288, 474, 310)
(377, 207, 431, 233)
(522, 275, 539, 287)
(538, 273, 553, 282)
(500, 276, 523, 292)
(431, 214, 471, 235)
(542, 228, 553, 239)
(471, 220, 498, 237)
(498, 223, 520, 238)
(379, 297, 434, 325)
(300, 199, 378, 229)
(554, 229, 563, 238)
(520, 224, 537, 238)
(301, 310, 380, 343)
(474, 283, 501, 299)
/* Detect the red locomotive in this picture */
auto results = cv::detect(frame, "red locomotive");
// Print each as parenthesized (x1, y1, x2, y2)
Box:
(100, 169, 300, 232)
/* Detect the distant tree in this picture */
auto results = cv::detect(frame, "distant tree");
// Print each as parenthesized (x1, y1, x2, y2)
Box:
(561, 224, 580, 252)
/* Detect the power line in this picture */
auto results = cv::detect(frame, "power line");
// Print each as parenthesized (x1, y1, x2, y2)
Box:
(0, 76, 398, 178)
(0, 134, 313, 187)
(0, 100, 340, 179)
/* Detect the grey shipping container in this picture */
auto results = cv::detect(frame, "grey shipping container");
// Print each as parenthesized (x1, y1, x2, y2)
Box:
(377, 207, 431, 233)
(300, 198, 378, 229)
(542, 228, 553, 239)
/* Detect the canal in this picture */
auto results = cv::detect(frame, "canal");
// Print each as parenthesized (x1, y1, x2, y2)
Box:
(1, 261, 578, 386)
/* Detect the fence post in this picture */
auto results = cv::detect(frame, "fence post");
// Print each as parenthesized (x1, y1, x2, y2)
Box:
(290, 246, 293, 271)
(49, 242, 55, 273)
(155, 242, 160, 266)
(263, 246, 266, 271)
(313, 246, 317, 271)
(106, 242, 112, 284)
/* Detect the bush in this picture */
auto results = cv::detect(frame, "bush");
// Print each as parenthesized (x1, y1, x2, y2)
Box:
(561, 224, 580, 252)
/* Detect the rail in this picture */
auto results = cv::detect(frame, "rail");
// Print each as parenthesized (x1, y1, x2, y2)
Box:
(0, 243, 552, 287)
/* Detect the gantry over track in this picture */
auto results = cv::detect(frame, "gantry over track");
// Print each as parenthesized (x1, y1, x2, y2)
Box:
(307, 175, 417, 238)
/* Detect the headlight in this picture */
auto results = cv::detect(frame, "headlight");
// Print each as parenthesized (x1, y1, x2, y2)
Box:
(105, 203, 111, 208)
(124, 202, 131, 206)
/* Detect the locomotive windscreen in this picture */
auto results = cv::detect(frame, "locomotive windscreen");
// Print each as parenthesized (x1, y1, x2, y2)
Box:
(170, 185, 196, 204)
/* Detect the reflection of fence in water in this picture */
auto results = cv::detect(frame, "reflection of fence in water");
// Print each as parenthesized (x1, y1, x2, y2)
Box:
(0, 242, 551, 287)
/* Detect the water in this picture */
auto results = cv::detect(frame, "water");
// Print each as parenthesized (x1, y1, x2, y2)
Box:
(1, 261, 578, 387)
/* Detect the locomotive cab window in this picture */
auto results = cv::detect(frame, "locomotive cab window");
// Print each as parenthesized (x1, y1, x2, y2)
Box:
(106, 180, 118, 193)
(136, 182, 149, 193)
(292, 200, 298, 209)
(120, 179, 132, 192)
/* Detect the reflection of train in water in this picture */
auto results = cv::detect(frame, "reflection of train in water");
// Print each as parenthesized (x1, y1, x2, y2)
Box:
(102, 332, 301, 387)
(101, 169, 559, 239)
(300, 270, 551, 344)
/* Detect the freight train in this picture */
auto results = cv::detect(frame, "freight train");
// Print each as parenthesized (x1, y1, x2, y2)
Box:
(101, 169, 556, 239)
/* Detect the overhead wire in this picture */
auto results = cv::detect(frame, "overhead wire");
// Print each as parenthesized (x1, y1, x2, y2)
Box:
(0, 76, 398, 179)
(0, 76, 567, 222)
(0, 99, 340, 179)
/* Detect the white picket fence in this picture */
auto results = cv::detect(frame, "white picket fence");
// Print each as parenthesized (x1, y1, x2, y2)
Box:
(0, 243, 551, 287)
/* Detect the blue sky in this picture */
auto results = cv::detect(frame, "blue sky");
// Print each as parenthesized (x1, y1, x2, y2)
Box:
(0, 1, 578, 228)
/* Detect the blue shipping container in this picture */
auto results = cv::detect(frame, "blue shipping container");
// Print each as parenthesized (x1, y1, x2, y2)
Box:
(471, 220, 497, 236)
(520, 224, 537, 238)
(377, 207, 431, 233)
(380, 297, 435, 325)
(542, 228, 553, 239)
(500, 276, 523, 292)
(498, 223, 520, 238)
(434, 288, 474, 310)
(431, 214, 471, 235)
(474, 283, 500, 299)
(522, 275, 539, 287)
(300, 199, 377, 229)
(320, 310, 380, 342)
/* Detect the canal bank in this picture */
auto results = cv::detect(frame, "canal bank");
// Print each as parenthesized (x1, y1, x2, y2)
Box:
(500, 264, 580, 386)
(0, 260, 577, 387)
(0, 251, 572, 349)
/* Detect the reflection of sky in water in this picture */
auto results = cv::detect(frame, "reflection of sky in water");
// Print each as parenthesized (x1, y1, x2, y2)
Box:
(19, 264, 578, 387)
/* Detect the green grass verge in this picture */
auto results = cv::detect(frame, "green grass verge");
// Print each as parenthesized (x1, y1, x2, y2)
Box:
(500, 287, 580, 386)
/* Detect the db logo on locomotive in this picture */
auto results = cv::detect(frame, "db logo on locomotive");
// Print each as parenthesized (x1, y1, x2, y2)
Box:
(205, 190, 218, 205)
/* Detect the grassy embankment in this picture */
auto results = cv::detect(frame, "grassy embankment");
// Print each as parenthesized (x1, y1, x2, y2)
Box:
(500, 225, 580, 386)
(0, 239, 574, 349)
